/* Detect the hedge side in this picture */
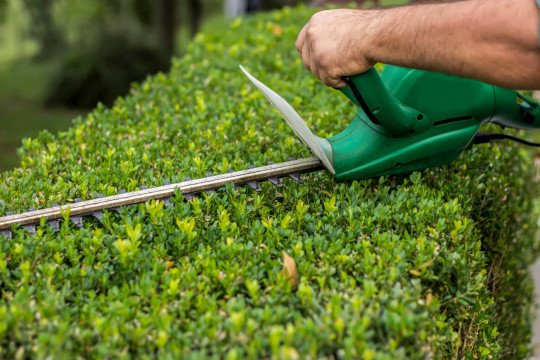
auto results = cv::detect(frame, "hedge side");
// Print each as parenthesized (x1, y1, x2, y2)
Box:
(0, 6, 539, 359)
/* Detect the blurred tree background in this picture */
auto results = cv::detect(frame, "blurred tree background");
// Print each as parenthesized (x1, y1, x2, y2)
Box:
(0, 0, 406, 170)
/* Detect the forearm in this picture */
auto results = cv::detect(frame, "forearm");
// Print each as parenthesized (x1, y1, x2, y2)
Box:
(363, 0, 540, 89)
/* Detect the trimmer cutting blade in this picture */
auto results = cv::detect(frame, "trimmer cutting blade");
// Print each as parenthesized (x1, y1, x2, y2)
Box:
(240, 65, 335, 174)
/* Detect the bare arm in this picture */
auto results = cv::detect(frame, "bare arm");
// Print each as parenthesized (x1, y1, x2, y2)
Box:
(295, 0, 540, 89)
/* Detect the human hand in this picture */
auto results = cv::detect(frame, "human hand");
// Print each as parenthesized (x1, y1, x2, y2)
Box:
(295, 9, 378, 88)
(297, 0, 540, 90)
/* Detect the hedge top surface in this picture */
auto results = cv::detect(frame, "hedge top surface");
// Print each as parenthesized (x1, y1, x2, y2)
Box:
(0, 6, 538, 359)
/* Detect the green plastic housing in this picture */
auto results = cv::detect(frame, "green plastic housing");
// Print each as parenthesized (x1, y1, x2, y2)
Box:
(324, 66, 540, 181)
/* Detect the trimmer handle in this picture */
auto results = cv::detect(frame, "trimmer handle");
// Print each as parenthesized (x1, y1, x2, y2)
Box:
(340, 68, 428, 136)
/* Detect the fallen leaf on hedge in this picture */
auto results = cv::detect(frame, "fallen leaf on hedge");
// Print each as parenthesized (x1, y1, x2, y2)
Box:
(281, 252, 298, 288)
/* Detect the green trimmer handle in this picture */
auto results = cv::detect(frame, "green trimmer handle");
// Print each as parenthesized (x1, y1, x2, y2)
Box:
(340, 68, 428, 137)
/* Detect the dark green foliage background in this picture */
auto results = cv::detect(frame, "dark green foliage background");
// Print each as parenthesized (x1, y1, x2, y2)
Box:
(0, 6, 538, 358)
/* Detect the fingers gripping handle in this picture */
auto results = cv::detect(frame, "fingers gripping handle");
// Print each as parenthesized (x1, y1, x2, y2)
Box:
(340, 68, 426, 136)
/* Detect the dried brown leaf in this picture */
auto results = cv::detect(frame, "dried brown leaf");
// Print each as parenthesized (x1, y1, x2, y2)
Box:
(281, 252, 298, 289)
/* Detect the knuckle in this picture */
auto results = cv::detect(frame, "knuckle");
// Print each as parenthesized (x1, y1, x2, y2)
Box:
(315, 60, 327, 72)
(323, 78, 335, 87)
(306, 26, 316, 39)
(327, 70, 341, 82)
(316, 53, 331, 69)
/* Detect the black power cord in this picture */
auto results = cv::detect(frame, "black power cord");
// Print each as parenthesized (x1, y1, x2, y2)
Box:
(473, 132, 540, 147)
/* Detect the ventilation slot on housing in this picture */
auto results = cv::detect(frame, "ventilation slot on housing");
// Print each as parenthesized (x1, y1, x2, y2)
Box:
(434, 116, 472, 126)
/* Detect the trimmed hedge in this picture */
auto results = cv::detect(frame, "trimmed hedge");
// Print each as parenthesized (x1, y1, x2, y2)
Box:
(0, 6, 539, 359)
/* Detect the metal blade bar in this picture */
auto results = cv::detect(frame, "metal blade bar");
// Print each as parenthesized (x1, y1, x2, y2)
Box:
(0, 157, 324, 230)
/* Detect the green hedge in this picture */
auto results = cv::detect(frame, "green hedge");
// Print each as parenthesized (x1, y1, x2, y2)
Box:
(0, 6, 539, 359)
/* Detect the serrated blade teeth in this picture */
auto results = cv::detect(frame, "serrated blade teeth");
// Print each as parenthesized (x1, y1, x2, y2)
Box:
(0, 158, 324, 233)
(288, 173, 303, 183)
(51, 204, 61, 229)
(246, 165, 262, 191)
(266, 162, 283, 187)
(182, 178, 196, 200)
(92, 211, 103, 222)
(71, 217, 83, 228)
(49, 220, 60, 232)
(285, 158, 303, 183)
(247, 182, 262, 191)
(22, 224, 36, 235)
(163, 197, 174, 208)
(268, 177, 283, 187)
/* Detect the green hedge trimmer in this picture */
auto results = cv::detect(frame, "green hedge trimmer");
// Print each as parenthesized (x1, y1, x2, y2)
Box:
(1, 65, 539, 237)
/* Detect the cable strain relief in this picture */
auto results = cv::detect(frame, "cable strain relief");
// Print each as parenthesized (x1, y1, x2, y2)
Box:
(473, 131, 492, 144)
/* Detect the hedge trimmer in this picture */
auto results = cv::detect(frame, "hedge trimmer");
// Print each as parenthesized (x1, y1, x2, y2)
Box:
(1, 65, 539, 237)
